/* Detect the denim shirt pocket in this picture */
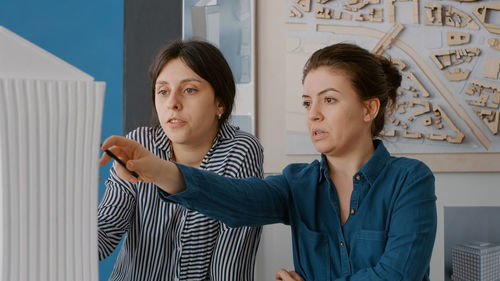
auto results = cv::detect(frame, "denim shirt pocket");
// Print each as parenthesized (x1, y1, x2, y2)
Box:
(294, 223, 331, 281)
(350, 229, 387, 269)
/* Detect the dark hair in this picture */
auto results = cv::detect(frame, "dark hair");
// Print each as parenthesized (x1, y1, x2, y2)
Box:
(148, 40, 235, 127)
(302, 43, 402, 137)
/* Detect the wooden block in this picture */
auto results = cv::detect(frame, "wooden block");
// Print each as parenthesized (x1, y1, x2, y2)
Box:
(314, 6, 333, 19)
(426, 133, 447, 141)
(447, 32, 471, 46)
(342, 12, 353, 20)
(484, 58, 500, 79)
(412, 0, 419, 24)
(380, 129, 396, 137)
(444, 68, 471, 81)
(294, 0, 311, 12)
(402, 131, 423, 139)
(290, 6, 303, 18)
(422, 117, 432, 126)
(488, 38, 500, 51)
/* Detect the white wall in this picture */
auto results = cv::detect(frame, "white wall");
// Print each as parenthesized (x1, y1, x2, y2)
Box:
(254, 1, 500, 280)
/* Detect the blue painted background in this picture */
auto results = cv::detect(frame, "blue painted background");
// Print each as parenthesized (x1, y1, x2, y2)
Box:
(0, 0, 123, 280)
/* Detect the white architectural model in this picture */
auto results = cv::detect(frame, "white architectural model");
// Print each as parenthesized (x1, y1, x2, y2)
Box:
(0, 26, 104, 281)
(452, 241, 500, 281)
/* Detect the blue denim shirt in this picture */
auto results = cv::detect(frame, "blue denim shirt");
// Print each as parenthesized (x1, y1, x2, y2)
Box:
(161, 140, 437, 280)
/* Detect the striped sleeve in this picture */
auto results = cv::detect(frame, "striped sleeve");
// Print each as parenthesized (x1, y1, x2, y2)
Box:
(209, 131, 264, 280)
(97, 167, 137, 260)
(97, 129, 142, 261)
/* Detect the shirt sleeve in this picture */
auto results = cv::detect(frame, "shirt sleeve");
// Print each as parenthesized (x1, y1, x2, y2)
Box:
(210, 138, 264, 281)
(97, 167, 137, 260)
(160, 163, 291, 228)
(336, 164, 437, 281)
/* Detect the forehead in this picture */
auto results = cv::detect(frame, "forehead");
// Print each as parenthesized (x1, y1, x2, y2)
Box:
(157, 58, 202, 81)
(303, 67, 355, 95)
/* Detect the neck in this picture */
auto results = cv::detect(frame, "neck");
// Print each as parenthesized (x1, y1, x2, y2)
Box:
(326, 137, 375, 178)
(171, 129, 218, 168)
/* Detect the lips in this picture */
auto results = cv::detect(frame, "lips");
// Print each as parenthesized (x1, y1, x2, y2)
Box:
(166, 117, 186, 128)
(311, 129, 327, 141)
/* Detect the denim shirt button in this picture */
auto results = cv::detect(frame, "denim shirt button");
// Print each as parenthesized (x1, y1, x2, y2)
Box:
(340, 241, 344, 247)
(351, 208, 355, 215)
(355, 174, 361, 181)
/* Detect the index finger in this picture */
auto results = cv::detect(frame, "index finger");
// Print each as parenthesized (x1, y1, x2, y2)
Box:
(101, 135, 133, 150)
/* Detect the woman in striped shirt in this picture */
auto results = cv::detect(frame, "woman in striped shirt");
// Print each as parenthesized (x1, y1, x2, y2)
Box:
(98, 40, 263, 281)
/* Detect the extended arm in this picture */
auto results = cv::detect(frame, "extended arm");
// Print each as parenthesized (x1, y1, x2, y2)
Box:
(100, 135, 290, 227)
(100, 135, 185, 193)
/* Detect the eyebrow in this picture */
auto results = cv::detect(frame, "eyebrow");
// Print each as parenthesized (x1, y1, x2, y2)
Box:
(156, 78, 202, 85)
(302, 87, 339, 98)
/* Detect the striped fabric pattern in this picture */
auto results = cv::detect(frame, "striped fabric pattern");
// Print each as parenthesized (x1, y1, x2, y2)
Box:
(98, 123, 263, 281)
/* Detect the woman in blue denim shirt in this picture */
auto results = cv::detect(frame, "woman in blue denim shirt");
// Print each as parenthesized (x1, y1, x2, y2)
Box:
(100, 43, 437, 281)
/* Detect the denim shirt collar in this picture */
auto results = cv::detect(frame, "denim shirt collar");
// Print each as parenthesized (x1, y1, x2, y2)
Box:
(318, 139, 390, 185)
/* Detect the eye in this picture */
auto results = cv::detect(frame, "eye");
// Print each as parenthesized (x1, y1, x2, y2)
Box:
(157, 89, 169, 96)
(185, 88, 197, 94)
(302, 101, 311, 109)
(324, 97, 336, 104)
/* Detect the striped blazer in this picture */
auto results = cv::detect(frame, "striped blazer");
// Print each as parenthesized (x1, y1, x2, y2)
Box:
(98, 123, 263, 280)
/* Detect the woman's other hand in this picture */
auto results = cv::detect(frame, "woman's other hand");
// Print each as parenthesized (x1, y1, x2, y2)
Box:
(275, 268, 305, 281)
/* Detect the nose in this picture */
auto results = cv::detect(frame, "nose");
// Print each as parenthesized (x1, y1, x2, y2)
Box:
(307, 102, 322, 121)
(166, 91, 182, 110)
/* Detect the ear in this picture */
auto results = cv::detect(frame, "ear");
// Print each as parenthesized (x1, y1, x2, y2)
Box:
(363, 98, 380, 122)
(216, 100, 224, 117)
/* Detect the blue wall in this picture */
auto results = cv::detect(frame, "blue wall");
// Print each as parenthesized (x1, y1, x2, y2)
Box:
(0, 0, 123, 280)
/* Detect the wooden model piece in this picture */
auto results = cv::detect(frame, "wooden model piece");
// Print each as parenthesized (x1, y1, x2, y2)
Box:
(422, 116, 432, 126)
(315, 6, 333, 19)
(294, 0, 312, 12)
(466, 81, 500, 108)
(488, 38, 500, 51)
(444, 6, 480, 30)
(334, 11, 343, 19)
(391, 58, 406, 70)
(433, 105, 465, 143)
(379, 129, 396, 136)
(473, 109, 499, 134)
(467, 93, 489, 106)
(405, 72, 431, 97)
(426, 133, 448, 141)
(354, 13, 365, 21)
(290, 6, 303, 18)
(342, 12, 353, 20)
(424, 3, 442, 26)
(372, 22, 404, 55)
(388, 0, 396, 22)
(430, 48, 481, 70)
(412, 0, 419, 24)
(402, 131, 422, 139)
(447, 32, 471, 46)
(408, 99, 431, 116)
(368, 8, 383, 22)
(473, 2, 500, 34)
(445, 68, 471, 81)
(484, 58, 500, 79)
